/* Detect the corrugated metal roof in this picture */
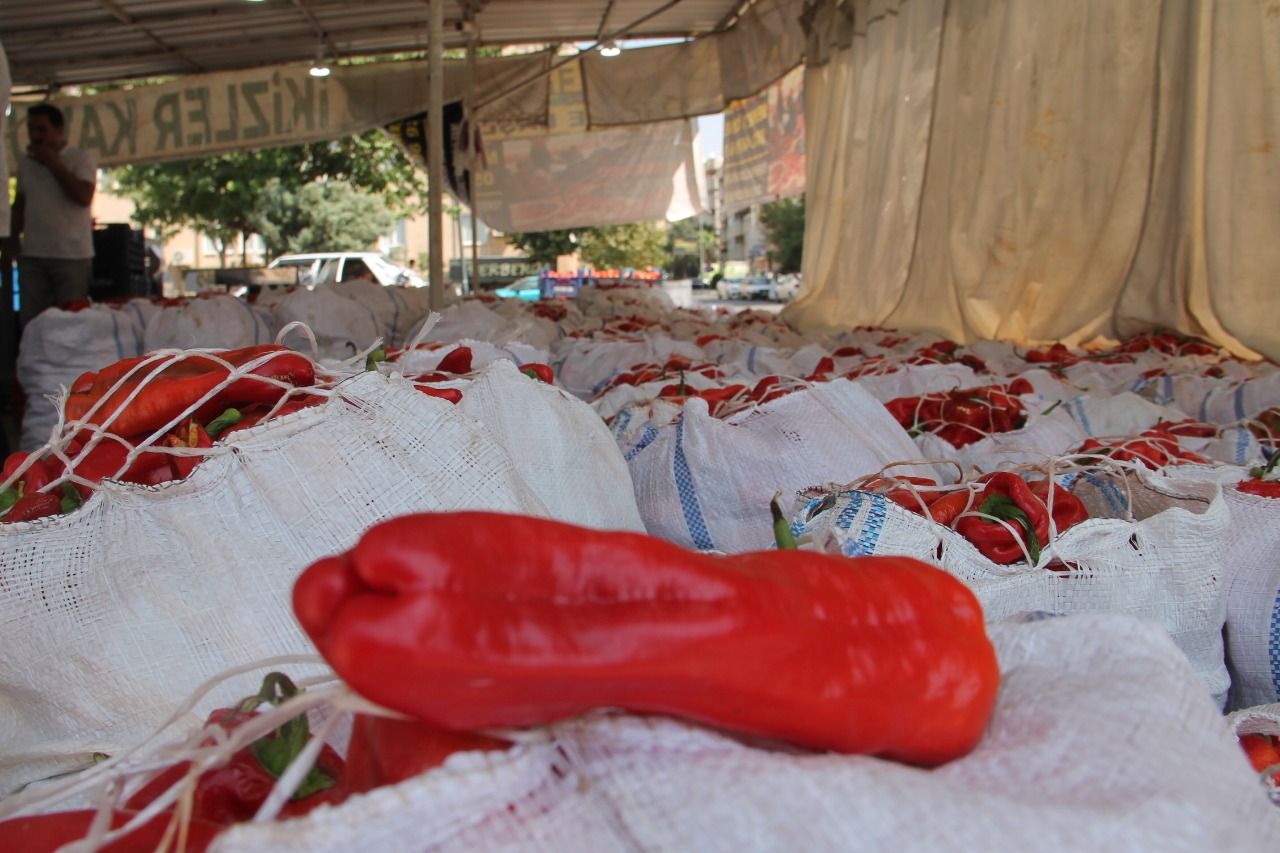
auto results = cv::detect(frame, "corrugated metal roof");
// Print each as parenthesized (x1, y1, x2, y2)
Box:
(3, 0, 753, 89)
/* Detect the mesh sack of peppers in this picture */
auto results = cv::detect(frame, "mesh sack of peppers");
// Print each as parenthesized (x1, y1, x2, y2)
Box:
(791, 464, 1231, 701)
(1, 345, 326, 525)
(0, 512, 1003, 850)
(884, 379, 1034, 449)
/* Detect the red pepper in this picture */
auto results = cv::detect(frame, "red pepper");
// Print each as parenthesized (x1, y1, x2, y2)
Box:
(435, 346, 473, 375)
(955, 473, 1050, 565)
(863, 476, 940, 515)
(1, 490, 64, 523)
(1239, 734, 1280, 784)
(520, 363, 555, 384)
(884, 397, 921, 431)
(125, 673, 344, 826)
(341, 715, 509, 797)
(748, 375, 781, 402)
(220, 396, 325, 436)
(415, 385, 464, 405)
(832, 345, 862, 358)
(3, 452, 57, 494)
(1027, 479, 1089, 533)
(293, 512, 1000, 767)
(65, 346, 314, 440)
(925, 491, 974, 528)
(0, 809, 223, 853)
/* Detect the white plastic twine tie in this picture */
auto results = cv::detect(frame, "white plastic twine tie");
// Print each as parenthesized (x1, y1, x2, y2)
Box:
(274, 320, 320, 362)
(406, 311, 444, 352)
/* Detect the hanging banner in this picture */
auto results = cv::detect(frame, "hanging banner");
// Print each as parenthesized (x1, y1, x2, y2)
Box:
(4, 53, 550, 171)
(722, 65, 805, 211)
(391, 60, 705, 233)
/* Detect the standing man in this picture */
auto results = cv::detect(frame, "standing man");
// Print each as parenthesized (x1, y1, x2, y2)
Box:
(7, 103, 97, 326)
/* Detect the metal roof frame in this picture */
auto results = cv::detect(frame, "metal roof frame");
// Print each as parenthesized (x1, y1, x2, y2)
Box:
(3, 0, 758, 90)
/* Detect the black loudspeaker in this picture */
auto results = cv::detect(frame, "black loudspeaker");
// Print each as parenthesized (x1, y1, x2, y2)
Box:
(91, 224, 151, 299)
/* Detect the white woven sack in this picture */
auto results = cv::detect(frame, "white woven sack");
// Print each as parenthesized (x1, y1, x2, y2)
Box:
(1173, 465, 1280, 709)
(624, 379, 932, 553)
(1060, 392, 1187, 438)
(852, 363, 982, 402)
(915, 409, 1086, 478)
(212, 613, 1280, 852)
(552, 337, 705, 400)
(16, 305, 145, 451)
(790, 469, 1230, 702)
(406, 300, 508, 346)
(999, 368, 1080, 402)
(143, 295, 275, 352)
(591, 370, 727, 420)
(0, 371, 549, 794)
(393, 340, 551, 377)
(272, 287, 381, 360)
(116, 298, 160, 336)
(322, 281, 418, 349)
(1193, 374, 1280, 425)
(698, 339, 796, 378)
(454, 359, 645, 532)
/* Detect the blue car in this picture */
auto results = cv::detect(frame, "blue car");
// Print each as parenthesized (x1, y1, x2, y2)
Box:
(494, 275, 542, 301)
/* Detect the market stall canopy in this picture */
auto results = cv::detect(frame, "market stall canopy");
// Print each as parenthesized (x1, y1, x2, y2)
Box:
(3, 0, 758, 90)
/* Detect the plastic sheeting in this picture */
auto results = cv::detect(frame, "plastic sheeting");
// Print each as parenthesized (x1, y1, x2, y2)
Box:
(786, 0, 1280, 362)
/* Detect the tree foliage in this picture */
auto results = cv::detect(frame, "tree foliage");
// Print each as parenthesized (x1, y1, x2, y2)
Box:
(503, 229, 577, 265)
(506, 222, 671, 271)
(110, 131, 426, 263)
(579, 223, 670, 270)
(760, 197, 805, 273)
(253, 180, 397, 258)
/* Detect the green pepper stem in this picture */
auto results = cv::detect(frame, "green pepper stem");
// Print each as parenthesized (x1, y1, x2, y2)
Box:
(772, 492, 798, 550)
(205, 407, 243, 439)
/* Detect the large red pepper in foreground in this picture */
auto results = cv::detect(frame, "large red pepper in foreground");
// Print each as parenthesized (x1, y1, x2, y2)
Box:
(293, 513, 1000, 767)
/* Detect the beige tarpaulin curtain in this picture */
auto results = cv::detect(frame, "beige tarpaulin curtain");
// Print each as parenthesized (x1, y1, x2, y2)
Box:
(785, 0, 1280, 361)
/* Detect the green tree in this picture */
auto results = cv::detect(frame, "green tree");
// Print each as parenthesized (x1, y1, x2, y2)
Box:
(760, 197, 805, 273)
(579, 222, 670, 270)
(504, 229, 577, 265)
(665, 216, 715, 278)
(110, 131, 426, 265)
(253, 180, 397, 257)
(503, 222, 673, 271)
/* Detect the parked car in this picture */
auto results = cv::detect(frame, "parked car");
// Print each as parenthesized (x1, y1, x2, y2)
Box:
(267, 252, 426, 288)
(718, 274, 777, 301)
(494, 275, 542, 301)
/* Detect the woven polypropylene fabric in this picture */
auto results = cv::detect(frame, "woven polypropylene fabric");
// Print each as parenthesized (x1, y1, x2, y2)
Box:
(0, 372, 549, 793)
(143, 295, 274, 352)
(211, 614, 1280, 852)
(792, 469, 1230, 703)
(456, 360, 646, 532)
(16, 305, 145, 451)
(272, 286, 382, 360)
(625, 379, 935, 553)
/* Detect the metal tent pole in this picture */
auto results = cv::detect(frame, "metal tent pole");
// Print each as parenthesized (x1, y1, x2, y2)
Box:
(467, 32, 481, 295)
(427, 0, 445, 311)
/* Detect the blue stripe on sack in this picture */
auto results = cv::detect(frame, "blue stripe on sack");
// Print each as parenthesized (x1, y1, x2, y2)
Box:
(747, 346, 758, 374)
(852, 493, 889, 556)
(1235, 383, 1247, 421)
(108, 311, 125, 360)
(1130, 376, 1146, 393)
(1162, 376, 1173, 405)
(673, 419, 715, 550)
(611, 408, 633, 439)
(1236, 427, 1250, 464)
(1083, 472, 1127, 517)
(1060, 472, 1081, 490)
(1071, 397, 1094, 436)
(623, 426, 659, 462)
(1270, 588, 1280, 699)
(1199, 391, 1211, 424)
(835, 490, 865, 532)
(501, 347, 526, 367)
(591, 370, 622, 397)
